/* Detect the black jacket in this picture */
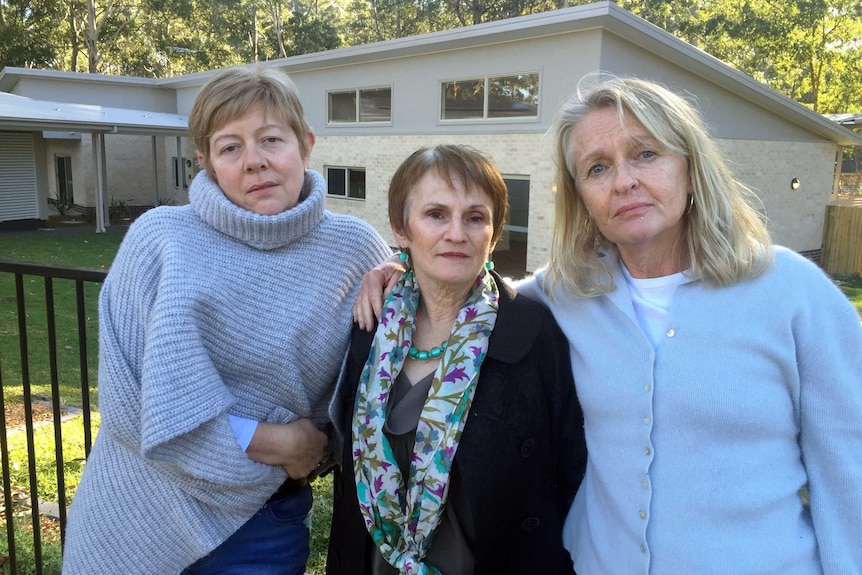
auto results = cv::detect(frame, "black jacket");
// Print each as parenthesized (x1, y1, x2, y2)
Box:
(327, 275, 587, 575)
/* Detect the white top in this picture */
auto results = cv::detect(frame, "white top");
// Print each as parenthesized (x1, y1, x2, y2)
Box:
(620, 265, 690, 350)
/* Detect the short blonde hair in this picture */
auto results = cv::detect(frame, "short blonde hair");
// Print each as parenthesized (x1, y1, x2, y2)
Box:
(549, 75, 772, 296)
(388, 145, 509, 248)
(189, 65, 313, 177)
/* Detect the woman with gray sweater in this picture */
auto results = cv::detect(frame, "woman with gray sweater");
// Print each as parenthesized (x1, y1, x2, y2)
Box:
(62, 65, 390, 575)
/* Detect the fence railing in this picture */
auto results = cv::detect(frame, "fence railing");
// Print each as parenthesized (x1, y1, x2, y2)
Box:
(0, 260, 105, 575)
(822, 204, 862, 276)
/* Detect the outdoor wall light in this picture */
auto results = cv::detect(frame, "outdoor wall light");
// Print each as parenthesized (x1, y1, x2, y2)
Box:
(790, 177, 801, 190)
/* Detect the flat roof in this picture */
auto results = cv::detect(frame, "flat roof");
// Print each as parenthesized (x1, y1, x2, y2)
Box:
(0, 92, 188, 135)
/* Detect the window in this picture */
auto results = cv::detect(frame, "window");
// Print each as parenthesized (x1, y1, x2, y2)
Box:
(172, 156, 192, 189)
(441, 73, 539, 121)
(503, 177, 530, 234)
(328, 87, 391, 124)
(327, 167, 366, 200)
(55, 156, 74, 205)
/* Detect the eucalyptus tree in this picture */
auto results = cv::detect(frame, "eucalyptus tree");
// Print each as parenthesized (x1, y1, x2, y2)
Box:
(695, 0, 862, 113)
(342, 0, 456, 44)
(281, 8, 341, 55)
(0, 0, 65, 68)
(441, 0, 561, 27)
(251, 0, 342, 58)
(620, 0, 862, 114)
(83, 0, 143, 72)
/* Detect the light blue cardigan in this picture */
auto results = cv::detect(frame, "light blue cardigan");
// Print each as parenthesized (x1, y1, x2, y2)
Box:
(519, 246, 862, 574)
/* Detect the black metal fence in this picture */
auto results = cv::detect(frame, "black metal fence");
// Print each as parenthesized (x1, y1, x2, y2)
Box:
(0, 260, 105, 575)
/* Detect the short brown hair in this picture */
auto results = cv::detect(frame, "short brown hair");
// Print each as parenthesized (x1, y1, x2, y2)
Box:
(189, 65, 313, 176)
(388, 145, 509, 247)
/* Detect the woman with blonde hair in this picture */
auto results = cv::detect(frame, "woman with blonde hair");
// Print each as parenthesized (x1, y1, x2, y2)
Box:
(548, 75, 771, 295)
(354, 76, 862, 574)
(524, 74, 862, 573)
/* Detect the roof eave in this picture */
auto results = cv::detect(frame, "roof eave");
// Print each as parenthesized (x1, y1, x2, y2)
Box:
(0, 119, 189, 136)
(0, 66, 164, 91)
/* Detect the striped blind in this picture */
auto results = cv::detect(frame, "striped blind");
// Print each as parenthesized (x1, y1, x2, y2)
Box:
(0, 132, 38, 222)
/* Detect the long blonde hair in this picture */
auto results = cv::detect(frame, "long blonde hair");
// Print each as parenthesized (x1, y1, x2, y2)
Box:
(548, 75, 772, 297)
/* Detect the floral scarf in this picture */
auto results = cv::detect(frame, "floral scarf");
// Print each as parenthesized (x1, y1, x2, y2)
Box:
(352, 268, 499, 575)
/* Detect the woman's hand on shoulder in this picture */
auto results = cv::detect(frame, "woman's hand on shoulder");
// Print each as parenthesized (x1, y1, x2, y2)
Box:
(354, 254, 407, 331)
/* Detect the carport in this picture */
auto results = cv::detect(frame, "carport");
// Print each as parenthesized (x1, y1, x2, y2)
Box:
(0, 91, 188, 232)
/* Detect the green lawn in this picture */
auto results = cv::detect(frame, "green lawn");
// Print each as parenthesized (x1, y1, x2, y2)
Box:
(2, 230, 124, 270)
(833, 274, 862, 317)
(1, 231, 124, 409)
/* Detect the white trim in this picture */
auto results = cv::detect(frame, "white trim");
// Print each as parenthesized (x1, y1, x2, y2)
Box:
(326, 85, 393, 126)
(0, 92, 188, 135)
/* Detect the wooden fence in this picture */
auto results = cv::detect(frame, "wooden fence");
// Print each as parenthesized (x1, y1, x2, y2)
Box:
(821, 203, 862, 276)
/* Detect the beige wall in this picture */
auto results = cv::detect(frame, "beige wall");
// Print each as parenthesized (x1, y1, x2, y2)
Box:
(38, 129, 835, 258)
(313, 133, 556, 272)
(599, 33, 826, 143)
(315, 134, 837, 274)
(286, 29, 604, 140)
(161, 136, 196, 206)
(42, 134, 195, 213)
(719, 139, 838, 251)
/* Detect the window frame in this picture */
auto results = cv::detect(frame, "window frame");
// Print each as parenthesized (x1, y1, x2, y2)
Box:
(325, 166, 367, 201)
(439, 72, 540, 123)
(502, 176, 530, 235)
(326, 85, 393, 126)
(55, 155, 74, 205)
(172, 156, 192, 189)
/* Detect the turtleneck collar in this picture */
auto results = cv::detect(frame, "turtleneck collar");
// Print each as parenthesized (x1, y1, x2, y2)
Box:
(189, 169, 326, 251)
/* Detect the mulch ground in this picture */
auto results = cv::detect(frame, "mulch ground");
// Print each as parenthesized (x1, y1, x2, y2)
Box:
(3, 401, 55, 429)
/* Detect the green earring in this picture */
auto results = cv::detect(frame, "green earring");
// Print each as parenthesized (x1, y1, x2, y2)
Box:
(399, 251, 408, 263)
(485, 261, 494, 271)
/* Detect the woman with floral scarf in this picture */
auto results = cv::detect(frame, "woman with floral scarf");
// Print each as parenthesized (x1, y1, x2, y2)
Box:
(327, 145, 586, 575)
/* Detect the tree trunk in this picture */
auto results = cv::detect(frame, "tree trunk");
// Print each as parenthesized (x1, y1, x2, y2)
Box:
(471, 0, 482, 25)
(252, 8, 259, 62)
(87, 0, 99, 72)
(69, 9, 80, 71)
(269, 1, 287, 58)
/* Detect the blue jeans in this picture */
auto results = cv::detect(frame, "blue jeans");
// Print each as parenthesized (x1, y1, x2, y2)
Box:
(181, 484, 312, 575)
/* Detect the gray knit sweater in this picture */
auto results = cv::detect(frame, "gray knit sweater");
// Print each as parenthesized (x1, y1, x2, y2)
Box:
(62, 170, 390, 574)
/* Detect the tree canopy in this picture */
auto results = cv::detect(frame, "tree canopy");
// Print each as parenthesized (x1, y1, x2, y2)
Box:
(0, 0, 860, 113)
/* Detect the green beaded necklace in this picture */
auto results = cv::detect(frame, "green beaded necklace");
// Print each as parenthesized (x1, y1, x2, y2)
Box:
(407, 340, 448, 362)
